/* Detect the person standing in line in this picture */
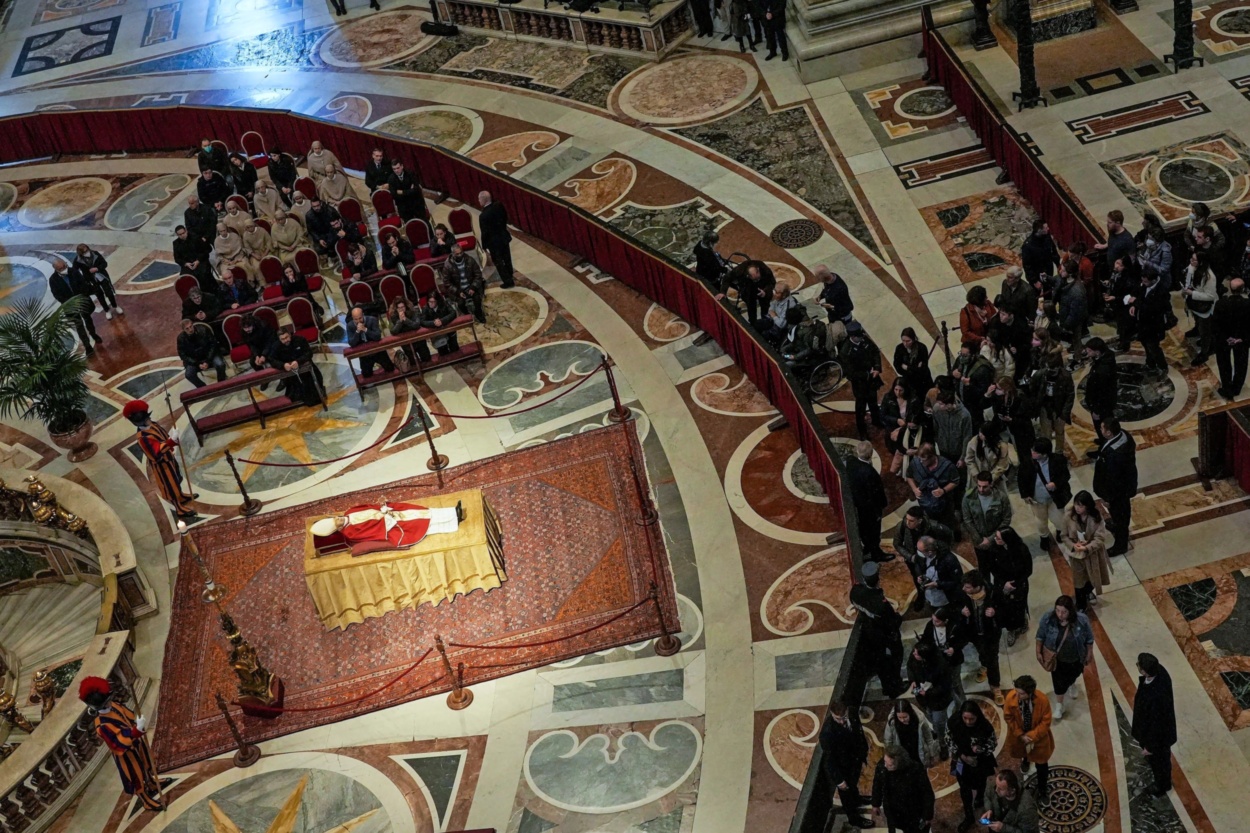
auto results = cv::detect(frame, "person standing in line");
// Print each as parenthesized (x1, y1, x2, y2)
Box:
(1213, 277, 1250, 399)
(1034, 595, 1094, 720)
(1061, 490, 1113, 612)
(1003, 675, 1055, 804)
(1082, 337, 1118, 455)
(820, 700, 872, 828)
(478, 190, 515, 289)
(893, 506, 954, 610)
(1017, 437, 1071, 552)
(947, 701, 998, 831)
(762, 0, 788, 60)
(73, 244, 123, 320)
(1131, 653, 1177, 797)
(48, 258, 101, 355)
(956, 569, 1005, 704)
(908, 640, 954, 741)
(1092, 418, 1137, 557)
(847, 440, 888, 561)
(989, 527, 1033, 645)
(884, 700, 938, 769)
(840, 322, 883, 439)
(963, 470, 1012, 585)
(850, 561, 906, 698)
(920, 605, 968, 706)
(871, 745, 935, 833)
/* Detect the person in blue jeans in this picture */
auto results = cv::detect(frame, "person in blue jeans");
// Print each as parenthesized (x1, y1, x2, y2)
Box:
(1034, 595, 1094, 721)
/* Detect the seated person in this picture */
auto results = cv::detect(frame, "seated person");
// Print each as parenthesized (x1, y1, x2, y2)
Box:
(343, 242, 379, 280)
(422, 291, 461, 356)
(172, 225, 214, 290)
(218, 269, 257, 309)
(317, 163, 352, 206)
(429, 223, 455, 258)
(177, 318, 227, 387)
(387, 297, 432, 363)
(196, 168, 231, 211)
(253, 179, 282, 222)
(266, 147, 298, 204)
(347, 306, 396, 377)
(303, 198, 343, 257)
(266, 327, 323, 406)
(270, 209, 307, 264)
(239, 313, 275, 373)
(778, 307, 826, 367)
(281, 263, 325, 320)
(241, 219, 273, 267)
(755, 284, 800, 344)
(441, 246, 485, 323)
(381, 229, 416, 275)
(229, 152, 258, 202)
(182, 286, 224, 323)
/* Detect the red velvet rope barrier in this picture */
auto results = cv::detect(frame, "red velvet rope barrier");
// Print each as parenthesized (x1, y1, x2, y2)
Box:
(447, 597, 652, 651)
(236, 648, 434, 713)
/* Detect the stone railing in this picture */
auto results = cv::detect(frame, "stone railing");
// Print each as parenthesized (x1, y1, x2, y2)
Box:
(0, 632, 140, 833)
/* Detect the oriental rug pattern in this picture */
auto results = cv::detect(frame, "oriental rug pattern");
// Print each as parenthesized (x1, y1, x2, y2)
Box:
(153, 422, 676, 770)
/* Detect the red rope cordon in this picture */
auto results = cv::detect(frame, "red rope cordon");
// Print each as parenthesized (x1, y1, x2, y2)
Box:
(235, 648, 433, 713)
(447, 598, 651, 651)
(238, 411, 413, 467)
(422, 362, 606, 420)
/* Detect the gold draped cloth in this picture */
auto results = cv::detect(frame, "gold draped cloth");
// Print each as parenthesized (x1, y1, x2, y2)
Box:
(303, 488, 505, 630)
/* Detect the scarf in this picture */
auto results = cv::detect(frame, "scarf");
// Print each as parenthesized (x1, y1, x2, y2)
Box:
(1020, 694, 1033, 732)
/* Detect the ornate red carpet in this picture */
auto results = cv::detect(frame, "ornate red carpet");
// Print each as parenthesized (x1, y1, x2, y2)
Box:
(153, 422, 676, 770)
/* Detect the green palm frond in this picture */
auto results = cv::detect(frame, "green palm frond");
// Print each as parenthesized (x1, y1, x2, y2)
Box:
(0, 297, 90, 434)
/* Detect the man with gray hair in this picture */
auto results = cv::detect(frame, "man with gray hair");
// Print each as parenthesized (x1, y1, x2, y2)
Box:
(846, 439, 887, 561)
(997, 264, 1037, 320)
(916, 534, 962, 610)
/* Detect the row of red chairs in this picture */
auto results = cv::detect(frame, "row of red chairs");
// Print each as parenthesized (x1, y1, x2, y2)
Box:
(343, 264, 446, 312)
(174, 248, 330, 305)
(218, 297, 322, 370)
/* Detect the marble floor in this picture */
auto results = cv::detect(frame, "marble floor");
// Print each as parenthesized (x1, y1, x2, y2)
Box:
(4, 0, 1250, 831)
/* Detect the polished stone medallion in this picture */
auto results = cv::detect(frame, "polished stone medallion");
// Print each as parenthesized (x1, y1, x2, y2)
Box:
(317, 10, 433, 68)
(1027, 765, 1107, 833)
(1101, 132, 1250, 224)
(769, 219, 823, 249)
(1193, 0, 1250, 56)
(920, 187, 1034, 283)
(1158, 157, 1234, 203)
(369, 106, 483, 153)
(1104, 362, 1177, 422)
(614, 55, 757, 126)
(16, 177, 113, 228)
(605, 199, 731, 263)
(859, 77, 961, 143)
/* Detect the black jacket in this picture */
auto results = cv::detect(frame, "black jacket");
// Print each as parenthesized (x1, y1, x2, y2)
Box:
(1134, 281, 1171, 342)
(1016, 451, 1072, 507)
(184, 203, 219, 244)
(846, 457, 887, 516)
(49, 269, 92, 304)
(1084, 351, 1118, 417)
(305, 204, 342, 247)
(182, 293, 224, 321)
(73, 250, 109, 282)
(1214, 292, 1250, 344)
(1093, 429, 1138, 501)
(818, 276, 854, 322)
(953, 587, 1004, 638)
(364, 158, 390, 192)
(173, 235, 211, 269)
(177, 328, 219, 365)
(242, 321, 275, 359)
(892, 341, 932, 393)
(388, 168, 426, 219)
(197, 143, 229, 175)
(819, 715, 868, 787)
(218, 280, 257, 307)
(692, 241, 725, 286)
(919, 618, 969, 662)
(229, 159, 258, 197)
(1132, 667, 1177, 752)
(871, 758, 935, 826)
(721, 261, 775, 301)
(268, 153, 298, 192)
(196, 171, 232, 208)
(1020, 233, 1061, 282)
(907, 652, 952, 711)
(998, 278, 1039, 319)
(344, 249, 380, 280)
(479, 200, 512, 247)
(840, 336, 883, 399)
(382, 239, 417, 272)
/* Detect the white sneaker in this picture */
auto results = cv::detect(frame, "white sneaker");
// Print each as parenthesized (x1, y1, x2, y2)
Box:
(114, 306, 124, 315)
(1053, 702, 1065, 721)
(1069, 685, 1079, 700)
(105, 310, 113, 320)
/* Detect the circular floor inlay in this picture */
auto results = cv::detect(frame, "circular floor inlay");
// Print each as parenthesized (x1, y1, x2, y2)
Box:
(318, 10, 432, 67)
(369, 106, 482, 154)
(1213, 8, 1250, 37)
(1028, 765, 1106, 833)
(17, 177, 112, 228)
(770, 219, 824, 249)
(615, 55, 757, 125)
(1111, 362, 1176, 422)
(895, 86, 955, 119)
(1158, 157, 1234, 204)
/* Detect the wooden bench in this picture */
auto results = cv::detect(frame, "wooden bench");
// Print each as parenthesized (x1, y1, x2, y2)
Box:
(180, 364, 327, 442)
(342, 315, 482, 392)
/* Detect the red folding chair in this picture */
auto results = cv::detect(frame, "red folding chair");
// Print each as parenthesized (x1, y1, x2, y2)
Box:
(255, 306, 279, 333)
(404, 219, 433, 256)
(379, 274, 410, 308)
(345, 280, 375, 311)
(222, 314, 251, 372)
(287, 296, 322, 349)
(294, 176, 317, 201)
(259, 256, 285, 300)
(340, 197, 364, 227)
(371, 189, 402, 230)
(241, 131, 267, 168)
(448, 208, 477, 252)
(228, 265, 249, 290)
(211, 139, 231, 158)
(254, 218, 271, 233)
(335, 239, 352, 266)
(409, 263, 437, 299)
(175, 274, 200, 300)
(226, 195, 248, 213)
(292, 248, 329, 305)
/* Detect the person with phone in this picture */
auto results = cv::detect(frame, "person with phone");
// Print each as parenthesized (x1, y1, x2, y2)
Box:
(1003, 676, 1055, 803)
(981, 769, 1039, 833)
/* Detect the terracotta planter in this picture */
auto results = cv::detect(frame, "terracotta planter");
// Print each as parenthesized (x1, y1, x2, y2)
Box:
(49, 416, 98, 463)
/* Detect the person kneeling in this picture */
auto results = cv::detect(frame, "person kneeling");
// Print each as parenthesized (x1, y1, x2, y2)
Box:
(268, 327, 324, 406)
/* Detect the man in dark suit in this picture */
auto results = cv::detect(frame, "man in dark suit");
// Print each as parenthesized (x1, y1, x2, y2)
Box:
(266, 147, 298, 206)
(48, 258, 100, 354)
(763, 0, 788, 60)
(1131, 270, 1170, 377)
(172, 225, 214, 291)
(715, 260, 775, 324)
(364, 148, 390, 193)
(478, 190, 515, 288)
(1092, 418, 1137, 556)
(1017, 437, 1071, 551)
(183, 195, 218, 248)
(196, 168, 231, 212)
(389, 160, 428, 223)
(304, 198, 343, 257)
(847, 440, 888, 561)
(850, 561, 906, 698)
(819, 701, 872, 829)
(692, 231, 726, 289)
(1082, 337, 1118, 455)
(1214, 277, 1250, 399)
(1132, 653, 1177, 796)
(346, 306, 396, 378)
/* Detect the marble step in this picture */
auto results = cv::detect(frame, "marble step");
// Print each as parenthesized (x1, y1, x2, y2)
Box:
(788, 0, 973, 70)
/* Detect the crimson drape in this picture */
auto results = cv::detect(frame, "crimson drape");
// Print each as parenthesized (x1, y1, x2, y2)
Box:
(0, 105, 859, 559)
(920, 7, 1104, 251)
(1224, 413, 1250, 492)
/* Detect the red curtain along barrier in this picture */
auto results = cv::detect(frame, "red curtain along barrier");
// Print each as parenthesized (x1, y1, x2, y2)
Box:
(0, 105, 859, 558)
(1224, 413, 1250, 493)
(920, 7, 1104, 251)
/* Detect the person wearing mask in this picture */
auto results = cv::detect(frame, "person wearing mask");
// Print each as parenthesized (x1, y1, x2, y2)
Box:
(1180, 252, 1217, 366)
(364, 148, 390, 192)
(48, 258, 101, 354)
(387, 297, 432, 364)
(267, 328, 324, 405)
(692, 230, 728, 288)
(920, 605, 968, 706)
(1004, 675, 1055, 803)
(755, 284, 800, 344)
(346, 306, 395, 378)
(196, 137, 229, 176)
(1214, 277, 1250, 399)
(281, 263, 324, 320)
(478, 189, 514, 288)
(1020, 222, 1061, 290)
(1081, 338, 1118, 451)
(228, 152, 258, 202)
(196, 167, 231, 212)
(847, 440, 888, 561)
(960, 285, 998, 352)
(389, 160, 428, 223)
(266, 147, 299, 205)
(1034, 596, 1093, 721)
(1130, 269, 1171, 377)
(1017, 434, 1071, 550)
(1060, 490, 1112, 612)
(850, 561, 906, 697)
(1092, 417, 1137, 556)
(1132, 653, 1177, 797)
(880, 378, 925, 476)
(893, 505, 954, 609)
(883, 701, 937, 769)
(177, 319, 227, 387)
(819, 701, 871, 828)
(989, 527, 1033, 645)
(981, 769, 1039, 833)
(73, 243, 122, 319)
(907, 641, 954, 740)
(998, 265, 1039, 321)
(871, 746, 935, 833)
(914, 532, 963, 612)
(1094, 209, 1135, 272)
(381, 229, 416, 275)
(948, 701, 998, 830)
(1140, 228, 1173, 290)
(181, 286, 222, 323)
(716, 260, 776, 324)
(442, 246, 487, 323)
(840, 321, 883, 438)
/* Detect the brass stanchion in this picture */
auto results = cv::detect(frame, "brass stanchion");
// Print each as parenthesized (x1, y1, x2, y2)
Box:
(650, 583, 681, 657)
(435, 635, 473, 710)
(177, 520, 225, 604)
(603, 358, 631, 423)
(415, 403, 448, 474)
(224, 450, 263, 516)
(214, 693, 261, 768)
(627, 458, 659, 526)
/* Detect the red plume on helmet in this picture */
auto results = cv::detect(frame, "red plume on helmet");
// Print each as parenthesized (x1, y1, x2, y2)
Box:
(78, 676, 111, 703)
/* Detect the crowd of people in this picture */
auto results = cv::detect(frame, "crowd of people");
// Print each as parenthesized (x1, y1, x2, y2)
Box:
(50, 137, 516, 398)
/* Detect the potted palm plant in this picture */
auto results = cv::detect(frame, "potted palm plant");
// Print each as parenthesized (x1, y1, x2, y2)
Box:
(0, 297, 97, 462)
